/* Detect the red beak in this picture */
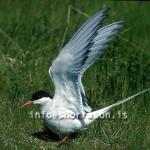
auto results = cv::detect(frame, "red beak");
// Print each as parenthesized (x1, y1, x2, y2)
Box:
(21, 100, 33, 109)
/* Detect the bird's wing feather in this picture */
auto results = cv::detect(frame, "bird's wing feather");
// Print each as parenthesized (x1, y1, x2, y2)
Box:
(49, 9, 123, 114)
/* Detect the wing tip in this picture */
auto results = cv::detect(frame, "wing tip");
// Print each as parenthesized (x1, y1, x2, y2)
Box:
(109, 21, 125, 30)
(115, 21, 125, 27)
(94, 8, 110, 17)
(101, 7, 111, 13)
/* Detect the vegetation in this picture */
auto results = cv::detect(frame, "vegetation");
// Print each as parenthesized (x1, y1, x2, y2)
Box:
(0, 0, 149, 149)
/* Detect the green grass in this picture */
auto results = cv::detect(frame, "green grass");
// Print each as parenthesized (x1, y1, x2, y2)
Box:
(0, 0, 150, 149)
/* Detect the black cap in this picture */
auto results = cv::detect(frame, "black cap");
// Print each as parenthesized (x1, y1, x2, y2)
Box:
(31, 90, 52, 101)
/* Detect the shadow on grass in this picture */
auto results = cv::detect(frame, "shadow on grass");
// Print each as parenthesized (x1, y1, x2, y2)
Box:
(30, 130, 81, 143)
(30, 130, 60, 142)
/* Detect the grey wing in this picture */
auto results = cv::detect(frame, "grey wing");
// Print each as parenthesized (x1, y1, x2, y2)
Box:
(50, 9, 123, 114)
(79, 76, 92, 112)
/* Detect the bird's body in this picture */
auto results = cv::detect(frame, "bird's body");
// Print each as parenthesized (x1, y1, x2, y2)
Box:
(39, 100, 86, 137)
(21, 9, 150, 143)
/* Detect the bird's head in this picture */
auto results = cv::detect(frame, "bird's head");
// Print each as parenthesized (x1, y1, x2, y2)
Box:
(21, 90, 52, 109)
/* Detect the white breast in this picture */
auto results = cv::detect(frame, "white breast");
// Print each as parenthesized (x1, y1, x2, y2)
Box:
(44, 116, 86, 136)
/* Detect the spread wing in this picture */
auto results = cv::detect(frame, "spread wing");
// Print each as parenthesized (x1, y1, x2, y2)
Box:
(49, 9, 123, 115)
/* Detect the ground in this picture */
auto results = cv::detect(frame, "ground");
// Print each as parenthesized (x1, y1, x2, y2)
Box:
(0, 0, 150, 149)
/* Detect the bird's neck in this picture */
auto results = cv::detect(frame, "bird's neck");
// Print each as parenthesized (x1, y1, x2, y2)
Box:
(39, 98, 52, 115)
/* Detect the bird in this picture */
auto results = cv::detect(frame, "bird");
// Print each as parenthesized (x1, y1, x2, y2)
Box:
(21, 9, 150, 144)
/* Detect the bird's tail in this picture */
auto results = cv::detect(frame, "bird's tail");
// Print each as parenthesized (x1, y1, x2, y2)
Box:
(84, 88, 150, 125)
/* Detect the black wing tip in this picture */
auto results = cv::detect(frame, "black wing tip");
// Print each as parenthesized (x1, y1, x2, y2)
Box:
(101, 7, 111, 13)
(101, 8, 110, 15)
(95, 8, 110, 16)
(114, 21, 125, 28)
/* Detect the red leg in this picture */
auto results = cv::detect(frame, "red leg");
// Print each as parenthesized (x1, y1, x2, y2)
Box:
(58, 135, 70, 144)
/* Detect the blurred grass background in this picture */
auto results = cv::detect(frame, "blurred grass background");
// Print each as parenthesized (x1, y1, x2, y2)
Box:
(0, 0, 150, 149)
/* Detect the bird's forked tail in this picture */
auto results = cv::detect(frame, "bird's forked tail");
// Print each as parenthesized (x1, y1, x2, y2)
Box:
(84, 88, 150, 125)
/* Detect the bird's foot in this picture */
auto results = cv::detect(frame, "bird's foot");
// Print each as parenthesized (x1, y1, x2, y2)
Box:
(58, 135, 70, 144)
